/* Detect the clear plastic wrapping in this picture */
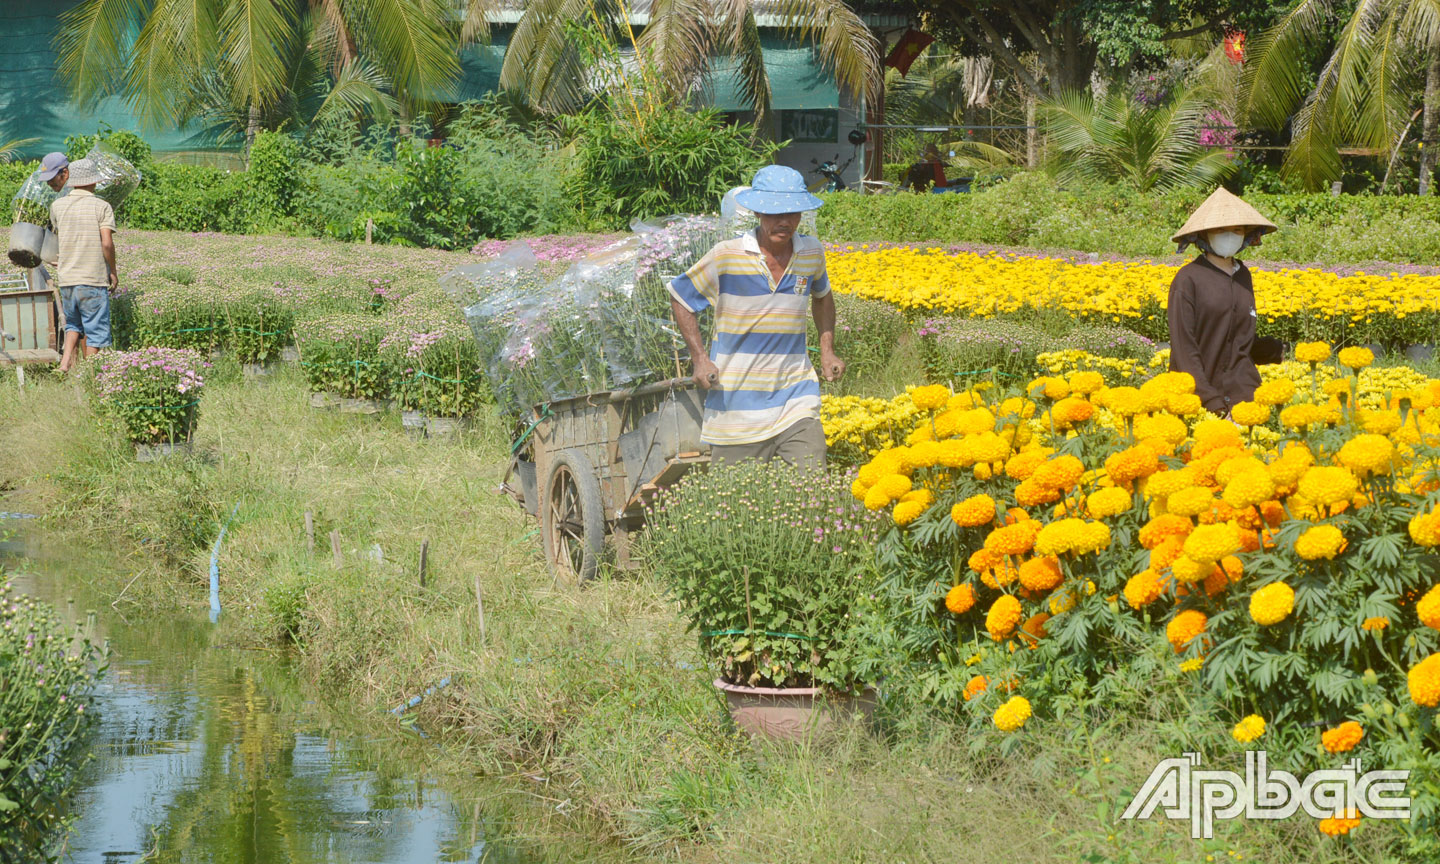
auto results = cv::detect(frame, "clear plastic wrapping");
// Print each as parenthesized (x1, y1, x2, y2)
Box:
(85, 141, 142, 208)
(10, 169, 59, 227)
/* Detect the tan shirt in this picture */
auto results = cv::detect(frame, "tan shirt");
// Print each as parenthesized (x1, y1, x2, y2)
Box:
(50, 188, 115, 288)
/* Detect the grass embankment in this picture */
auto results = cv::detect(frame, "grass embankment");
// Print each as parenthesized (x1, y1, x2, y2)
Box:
(0, 359, 1398, 864)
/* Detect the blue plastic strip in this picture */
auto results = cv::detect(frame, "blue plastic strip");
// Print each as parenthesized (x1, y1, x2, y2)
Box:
(209, 502, 241, 623)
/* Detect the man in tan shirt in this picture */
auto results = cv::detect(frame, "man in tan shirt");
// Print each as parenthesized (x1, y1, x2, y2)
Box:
(49, 158, 117, 371)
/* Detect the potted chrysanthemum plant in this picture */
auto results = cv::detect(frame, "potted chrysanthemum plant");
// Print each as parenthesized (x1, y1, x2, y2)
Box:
(644, 460, 885, 740)
(92, 347, 208, 460)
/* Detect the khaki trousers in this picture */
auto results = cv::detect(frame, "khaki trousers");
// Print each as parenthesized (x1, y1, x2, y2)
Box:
(709, 418, 827, 472)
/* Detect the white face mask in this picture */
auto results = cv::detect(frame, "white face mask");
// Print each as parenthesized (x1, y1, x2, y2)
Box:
(1208, 230, 1245, 258)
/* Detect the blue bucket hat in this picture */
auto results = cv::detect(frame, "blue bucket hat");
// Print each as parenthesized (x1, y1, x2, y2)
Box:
(734, 165, 824, 215)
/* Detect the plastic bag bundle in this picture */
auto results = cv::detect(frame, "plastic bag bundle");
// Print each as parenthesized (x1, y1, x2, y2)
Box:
(85, 141, 142, 208)
(440, 240, 539, 304)
(10, 169, 59, 227)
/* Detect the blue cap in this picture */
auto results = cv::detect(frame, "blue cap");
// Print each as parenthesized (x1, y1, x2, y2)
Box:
(734, 165, 824, 215)
(37, 152, 68, 182)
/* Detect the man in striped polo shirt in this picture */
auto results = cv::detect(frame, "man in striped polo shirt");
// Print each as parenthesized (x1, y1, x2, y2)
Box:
(668, 165, 844, 470)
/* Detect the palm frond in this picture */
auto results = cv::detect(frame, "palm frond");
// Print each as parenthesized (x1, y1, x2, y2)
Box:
(635, 0, 713, 100)
(773, 0, 881, 104)
(346, 0, 459, 106)
(124, 0, 221, 128)
(502, 0, 621, 114)
(309, 57, 398, 130)
(461, 0, 495, 45)
(56, 0, 149, 106)
(0, 138, 41, 164)
(1283, 98, 1344, 190)
(713, 0, 771, 119)
(220, 0, 298, 113)
(1237, 0, 1331, 130)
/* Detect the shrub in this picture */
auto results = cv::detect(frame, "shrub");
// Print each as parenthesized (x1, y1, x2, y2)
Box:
(245, 131, 300, 228)
(644, 461, 885, 691)
(91, 347, 208, 444)
(564, 104, 779, 230)
(120, 162, 248, 233)
(0, 582, 102, 857)
(819, 297, 910, 386)
(380, 289, 488, 417)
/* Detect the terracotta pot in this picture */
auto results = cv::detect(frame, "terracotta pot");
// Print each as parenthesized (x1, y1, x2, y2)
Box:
(714, 679, 876, 741)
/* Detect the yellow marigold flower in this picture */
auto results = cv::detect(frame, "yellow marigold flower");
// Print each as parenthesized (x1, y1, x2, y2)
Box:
(1124, 569, 1166, 608)
(1295, 524, 1347, 560)
(992, 695, 1032, 732)
(1221, 555, 1244, 583)
(1105, 445, 1161, 484)
(1086, 486, 1132, 519)
(1139, 514, 1193, 549)
(1409, 510, 1440, 546)
(1336, 434, 1394, 476)
(1171, 555, 1208, 584)
(875, 473, 912, 501)
(1230, 401, 1272, 427)
(1075, 520, 1112, 555)
(1018, 556, 1064, 592)
(1318, 812, 1361, 837)
(986, 595, 1024, 640)
(1322, 378, 1351, 398)
(909, 384, 951, 412)
(1361, 616, 1389, 632)
(1167, 393, 1203, 416)
(1144, 468, 1195, 500)
(1032, 454, 1085, 491)
(1408, 653, 1440, 707)
(1034, 518, 1084, 557)
(1193, 418, 1243, 450)
(863, 485, 891, 510)
(850, 478, 868, 499)
(1005, 448, 1050, 481)
(1179, 657, 1204, 673)
(1359, 408, 1402, 436)
(1183, 523, 1239, 564)
(951, 494, 998, 528)
(1167, 487, 1215, 518)
(1321, 721, 1364, 754)
(1254, 379, 1297, 406)
(945, 583, 977, 615)
(1249, 582, 1295, 625)
(1417, 585, 1440, 630)
(1280, 403, 1326, 430)
(1167, 609, 1208, 652)
(1029, 376, 1070, 401)
(1337, 346, 1374, 371)
(962, 674, 988, 701)
(1295, 341, 1331, 364)
(909, 440, 942, 468)
(968, 431, 1012, 463)
(1068, 371, 1105, 395)
(986, 520, 1042, 557)
(893, 500, 926, 526)
(1224, 468, 1276, 510)
(1232, 714, 1266, 743)
(901, 488, 935, 507)
(1048, 587, 1079, 615)
(1135, 414, 1189, 448)
(968, 547, 999, 574)
(955, 408, 998, 436)
(1267, 449, 1313, 489)
(1297, 466, 1359, 507)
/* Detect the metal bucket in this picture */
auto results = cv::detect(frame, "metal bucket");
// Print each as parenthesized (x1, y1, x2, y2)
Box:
(41, 228, 57, 265)
(7, 222, 45, 269)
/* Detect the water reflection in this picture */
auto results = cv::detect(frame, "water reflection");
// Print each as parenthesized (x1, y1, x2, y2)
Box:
(7, 555, 522, 864)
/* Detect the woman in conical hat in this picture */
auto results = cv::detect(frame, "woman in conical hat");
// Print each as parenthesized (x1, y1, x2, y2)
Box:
(1166, 187, 1277, 418)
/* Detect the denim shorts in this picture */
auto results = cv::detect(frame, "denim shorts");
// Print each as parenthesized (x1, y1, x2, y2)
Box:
(60, 285, 112, 348)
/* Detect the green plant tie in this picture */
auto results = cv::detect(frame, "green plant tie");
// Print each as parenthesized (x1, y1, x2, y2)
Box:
(122, 399, 201, 411)
(413, 370, 484, 384)
(702, 628, 812, 641)
(509, 404, 554, 455)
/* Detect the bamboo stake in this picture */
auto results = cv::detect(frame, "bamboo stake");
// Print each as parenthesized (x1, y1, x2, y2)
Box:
(330, 530, 342, 568)
(304, 511, 315, 555)
(418, 539, 429, 589)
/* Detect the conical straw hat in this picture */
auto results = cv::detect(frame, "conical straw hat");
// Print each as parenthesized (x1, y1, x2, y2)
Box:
(1170, 187, 1277, 244)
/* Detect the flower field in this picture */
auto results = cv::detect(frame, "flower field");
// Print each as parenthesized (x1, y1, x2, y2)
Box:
(827, 246, 1440, 347)
(839, 344, 1440, 847)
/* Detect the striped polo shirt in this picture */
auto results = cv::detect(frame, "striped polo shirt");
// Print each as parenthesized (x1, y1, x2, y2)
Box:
(668, 231, 829, 445)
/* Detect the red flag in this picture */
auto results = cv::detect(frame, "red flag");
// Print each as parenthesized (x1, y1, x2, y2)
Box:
(1223, 31, 1245, 64)
(885, 29, 934, 77)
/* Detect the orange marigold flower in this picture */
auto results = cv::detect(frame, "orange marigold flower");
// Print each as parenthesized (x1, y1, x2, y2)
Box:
(952, 494, 999, 528)
(986, 595, 1024, 640)
(945, 583, 977, 615)
(1361, 616, 1389, 632)
(1408, 653, 1440, 707)
(1015, 477, 1063, 507)
(1150, 537, 1185, 572)
(1032, 454, 1086, 492)
(1018, 556, 1064, 592)
(1318, 811, 1361, 837)
(1417, 585, 1440, 630)
(985, 520, 1042, 557)
(962, 674, 989, 702)
(1105, 446, 1161, 485)
(1166, 609, 1208, 652)
(1139, 514, 1194, 549)
(1019, 612, 1050, 646)
(1321, 721, 1364, 754)
(1124, 569, 1166, 609)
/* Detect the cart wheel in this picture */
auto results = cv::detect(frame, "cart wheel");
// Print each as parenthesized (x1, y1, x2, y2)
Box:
(541, 448, 605, 582)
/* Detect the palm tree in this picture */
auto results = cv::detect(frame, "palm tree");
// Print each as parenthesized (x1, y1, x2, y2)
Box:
(0, 138, 40, 164)
(487, 0, 881, 120)
(1042, 84, 1238, 193)
(55, 0, 453, 145)
(1239, 0, 1440, 192)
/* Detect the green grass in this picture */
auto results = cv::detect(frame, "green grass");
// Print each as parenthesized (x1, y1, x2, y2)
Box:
(0, 358, 1409, 864)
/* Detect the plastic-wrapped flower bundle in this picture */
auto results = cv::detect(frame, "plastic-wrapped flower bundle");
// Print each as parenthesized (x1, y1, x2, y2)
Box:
(85, 141, 142, 208)
(10, 169, 59, 227)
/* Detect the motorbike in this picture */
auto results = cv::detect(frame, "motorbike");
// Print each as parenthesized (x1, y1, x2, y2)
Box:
(809, 154, 853, 192)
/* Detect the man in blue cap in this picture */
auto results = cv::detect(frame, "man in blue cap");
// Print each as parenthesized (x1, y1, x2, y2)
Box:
(668, 165, 844, 470)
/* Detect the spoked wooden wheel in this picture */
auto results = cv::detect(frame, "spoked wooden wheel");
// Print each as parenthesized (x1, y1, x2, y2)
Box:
(540, 449, 605, 582)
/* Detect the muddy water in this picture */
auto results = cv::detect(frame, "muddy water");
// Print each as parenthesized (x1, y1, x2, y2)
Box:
(4, 537, 544, 864)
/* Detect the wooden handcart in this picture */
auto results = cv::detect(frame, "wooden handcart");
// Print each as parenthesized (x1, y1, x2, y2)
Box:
(501, 377, 711, 580)
(0, 268, 63, 366)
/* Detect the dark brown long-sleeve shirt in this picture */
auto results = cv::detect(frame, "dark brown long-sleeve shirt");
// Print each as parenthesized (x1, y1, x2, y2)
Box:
(1167, 256, 1261, 415)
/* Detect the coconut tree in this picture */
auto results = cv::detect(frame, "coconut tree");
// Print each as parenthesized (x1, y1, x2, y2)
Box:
(55, 0, 454, 142)
(1239, 0, 1440, 192)
(1043, 84, 1239, 192)
(488, 0, 881, 119)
